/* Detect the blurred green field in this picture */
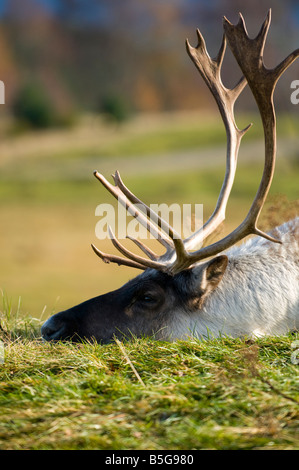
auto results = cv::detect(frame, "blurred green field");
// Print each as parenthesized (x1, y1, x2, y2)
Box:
(0, 111, 298, 318)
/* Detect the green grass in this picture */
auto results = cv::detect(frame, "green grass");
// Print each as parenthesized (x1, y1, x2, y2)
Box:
(0, 302, 298, 450)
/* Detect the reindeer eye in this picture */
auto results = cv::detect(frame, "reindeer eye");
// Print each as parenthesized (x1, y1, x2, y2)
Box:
(131, 283, 165, 311)
(134, 291, 161, 308)
(139, 294, 156, 303)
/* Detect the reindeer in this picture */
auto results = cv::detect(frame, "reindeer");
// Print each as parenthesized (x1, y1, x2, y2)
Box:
(42, 11, 299, 344)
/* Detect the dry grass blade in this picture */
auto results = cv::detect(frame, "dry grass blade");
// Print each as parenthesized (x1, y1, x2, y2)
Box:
(115, 338, 145, 387)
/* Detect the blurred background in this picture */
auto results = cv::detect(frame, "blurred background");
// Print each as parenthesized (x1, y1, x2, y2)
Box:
(0, 0, 298, 319)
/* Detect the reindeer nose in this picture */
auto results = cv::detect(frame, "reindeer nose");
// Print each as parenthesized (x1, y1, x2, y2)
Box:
(41, 317, 66, 341)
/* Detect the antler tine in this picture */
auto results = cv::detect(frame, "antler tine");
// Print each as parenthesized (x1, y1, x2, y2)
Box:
(91, 243, 147, 270)
(126, 235, 159, 261)
(94, 170, 173, 251)
(184, 29, 251, 252)
(113, 170, 190, 264)
(107, 226, 169, 271)
(112, 171, 180, 248)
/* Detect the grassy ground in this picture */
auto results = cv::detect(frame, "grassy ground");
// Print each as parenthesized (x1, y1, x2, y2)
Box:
(0, 307, 298, 450)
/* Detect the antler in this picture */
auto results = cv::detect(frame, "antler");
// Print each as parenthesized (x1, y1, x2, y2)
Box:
(222, 10, 299, 237)
(92, 10, 299, 275)
(184, 30, 250, 250)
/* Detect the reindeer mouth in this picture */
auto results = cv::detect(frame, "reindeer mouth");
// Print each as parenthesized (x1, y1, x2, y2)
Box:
(41, 315, 84, 342)
(41, 317, 69, 341)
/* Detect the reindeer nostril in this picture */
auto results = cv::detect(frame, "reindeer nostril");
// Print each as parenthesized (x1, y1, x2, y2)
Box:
(41, 318, 66, 341)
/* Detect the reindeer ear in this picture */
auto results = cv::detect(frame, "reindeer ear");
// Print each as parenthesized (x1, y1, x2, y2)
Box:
(204, 255, 228, 288)
(195, 255, 228, 295)
(185, 255, 228, 310)
(186, 255, 228, 310)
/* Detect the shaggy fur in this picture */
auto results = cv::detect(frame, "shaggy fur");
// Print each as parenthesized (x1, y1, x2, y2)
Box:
(167, 218, 299, 340)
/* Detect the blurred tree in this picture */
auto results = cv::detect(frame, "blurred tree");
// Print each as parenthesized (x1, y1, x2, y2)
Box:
(100, 93, 131, 124)
(2, 0, 299, 114)
(12, 81, 55, 129)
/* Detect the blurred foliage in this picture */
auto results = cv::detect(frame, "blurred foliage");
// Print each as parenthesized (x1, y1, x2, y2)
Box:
(12, 82, 55, 129)
(100, 94, 132, 124)
(12, 81, 76, 130)
(1, 0, 299, 115)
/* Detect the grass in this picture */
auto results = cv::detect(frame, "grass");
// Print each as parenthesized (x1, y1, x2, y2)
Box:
(0, 302, 298, 450)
